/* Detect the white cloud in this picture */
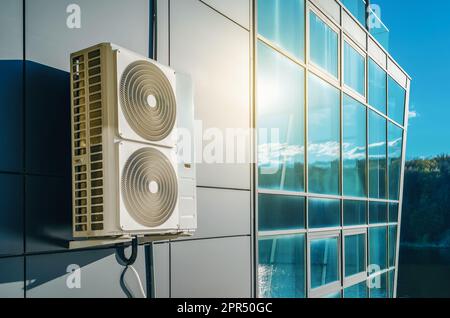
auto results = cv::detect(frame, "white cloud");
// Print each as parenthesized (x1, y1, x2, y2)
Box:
(408, 110, 419, 119)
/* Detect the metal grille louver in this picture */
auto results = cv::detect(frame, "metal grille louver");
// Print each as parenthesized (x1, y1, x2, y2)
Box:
(72, 48, 105, 234)
(119, 60, 177, 142)
(121, 147, 178, 228)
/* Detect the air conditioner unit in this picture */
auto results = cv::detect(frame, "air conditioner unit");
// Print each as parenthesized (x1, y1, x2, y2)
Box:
(70, 43, 196, 240)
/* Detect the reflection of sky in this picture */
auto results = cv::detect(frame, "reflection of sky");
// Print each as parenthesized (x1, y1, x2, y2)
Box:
(258, 137, 403, 166)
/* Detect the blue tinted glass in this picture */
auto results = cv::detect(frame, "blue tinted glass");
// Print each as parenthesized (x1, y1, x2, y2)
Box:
(344, 42, 365, 96)
(343, 95, 366, 197)
(369, 201, 387, 224)
(308, 198, 341, 229)
(308, 73, 340, 195)
(388, 77, 406, 125)
(258, 194, 305, 231)
(258, 235, 305, 298)
(389, 225, 397, 268)
(344, 200, 367, 226)
(369, 59, 387, 114)
(388, 123, 403, 200)
(345, 234, 366, 277)
(309, 11, 338, 78)
(310, 237, 339, 289)
(257, 41, 305, 192)
(369, 111, 387, 199)
(369, 227, 387, 271)
(389, 203, 399, 223)
(370, 272, 387, 298)
(369, 10, 390, 51)
(343, 0, 367, 26)
(258, 0, 305, 60)
(344, 281, 368, 298)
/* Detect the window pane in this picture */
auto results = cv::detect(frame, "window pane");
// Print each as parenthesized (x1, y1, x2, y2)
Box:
(342, 0, 367, 26)
(257, 41, 305, 192)
(369, 59, 387, 114)
(388, 123, 403, 200)
(310, 237, 339, 289)
(369, 227, 387, 271)
(369, 111, 387, 199)
(345, 233, 366, 277)
(389, 203, 399, 223)
(344, 281, 368, 298)
(308, 198, 341, 229)
(258, 0, 305, 60)
(370, 272, 387, 298)
(388, 77, 406, 125)
(309, 11, 338, 78)
(343, 95, 367, 197)
(389, 225, 397, 268)
(308, 73, 340, 195)
(344, 200, 367, 226)
(369, 201, 387, 224)
(344, 42, 365, 96)
(258, 235, 305, 298)
(258, 194, 305, 231)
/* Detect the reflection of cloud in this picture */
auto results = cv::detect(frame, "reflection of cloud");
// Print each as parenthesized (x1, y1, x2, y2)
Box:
(343, 142, 365, 160)
(259, 138, 402, 165)
(308, 141, 339, 162)
(408, 110, 419, 119)
(258, 143, 304, 166)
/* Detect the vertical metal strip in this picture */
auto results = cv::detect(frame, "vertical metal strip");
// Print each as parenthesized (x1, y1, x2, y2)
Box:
(22, 0, 27, 298)
(250, 0, 258, 299)
(393, 78, 410, 298)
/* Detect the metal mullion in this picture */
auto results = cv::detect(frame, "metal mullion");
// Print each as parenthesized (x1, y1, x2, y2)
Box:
(252, 0, 259, 299)
(393, 78, 410, 298)
(339, 7, 345, 293)
(259, 229, 307, 238)
(305, 0, 310, 298)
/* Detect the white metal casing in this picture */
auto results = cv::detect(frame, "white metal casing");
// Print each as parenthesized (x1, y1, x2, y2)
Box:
(70, 42, 197, 239)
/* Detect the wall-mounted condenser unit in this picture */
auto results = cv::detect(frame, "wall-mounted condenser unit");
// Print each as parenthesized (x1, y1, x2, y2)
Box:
(70, 43, 196, 241)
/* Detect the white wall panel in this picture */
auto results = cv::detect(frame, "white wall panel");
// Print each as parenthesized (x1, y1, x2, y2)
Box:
(342, 9, 367, 50)
(156, 0, 170, 65)
(201, 0, 250, 30)
(313, 0, 340, 24)
(170, 0, 251, 190)
(0, 0, 23, 60)
(26, 247, 147, 298)
(388, 58, 408, 89)
(368, 37, 387, 69)
(26, 0, 149, 71)
(152, 242, 170, 298)
(192, 188, 251, 239)
(171, 237, 252, 298)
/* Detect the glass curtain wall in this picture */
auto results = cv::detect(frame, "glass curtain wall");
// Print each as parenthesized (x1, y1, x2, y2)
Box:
(256, 0, 407, 298)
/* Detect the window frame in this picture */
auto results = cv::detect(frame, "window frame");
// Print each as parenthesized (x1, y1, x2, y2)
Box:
(343, 228, 367, 287)
(307, 4, 341, 85)
(308, 230, 342, 298)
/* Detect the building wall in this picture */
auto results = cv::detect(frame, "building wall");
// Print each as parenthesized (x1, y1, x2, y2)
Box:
(0, 0, 151, 298)
(0, 0, 409, 299)
(0, 0, 253, 298)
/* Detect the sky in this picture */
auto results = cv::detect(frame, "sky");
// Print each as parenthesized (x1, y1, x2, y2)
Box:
(374, 0, 450, 159)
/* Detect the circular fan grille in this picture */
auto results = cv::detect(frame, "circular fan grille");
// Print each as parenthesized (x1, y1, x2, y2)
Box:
(120, 60, 177, 142)
(122, 147, 178, 228)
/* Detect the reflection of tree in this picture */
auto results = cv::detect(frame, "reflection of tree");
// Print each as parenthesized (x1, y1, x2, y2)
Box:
(402, 155, 450, 247)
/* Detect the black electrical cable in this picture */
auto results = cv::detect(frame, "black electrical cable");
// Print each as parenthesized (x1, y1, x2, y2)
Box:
(121, 236, 139, 266)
